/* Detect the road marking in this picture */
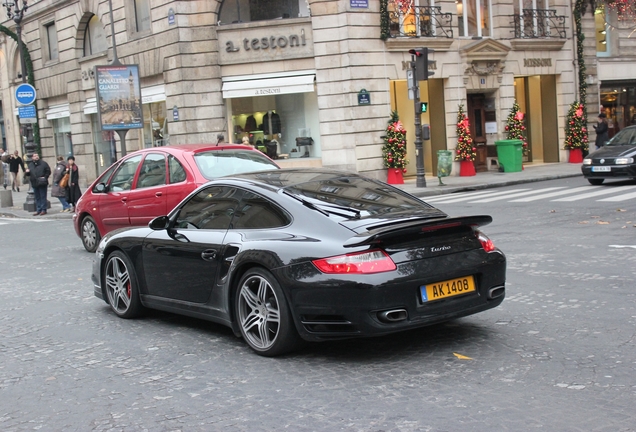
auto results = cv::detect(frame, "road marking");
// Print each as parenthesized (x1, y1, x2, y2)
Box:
(510, 186, 598, 202)
(428, 189, 530, 204)
(0, 217, 51, 223)
(469, 187, 566, 203)
(552, 186, 636, 201)
(424, 190, 500, 202)
(609, 245, 636, 249)
(598, 190, 636, 202)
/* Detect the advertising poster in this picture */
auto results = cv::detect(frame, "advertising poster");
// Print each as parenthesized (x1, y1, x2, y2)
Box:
(95, 65, 143, 130)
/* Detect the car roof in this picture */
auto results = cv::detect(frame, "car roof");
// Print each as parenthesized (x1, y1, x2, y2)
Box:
(127, 143, 259, 156)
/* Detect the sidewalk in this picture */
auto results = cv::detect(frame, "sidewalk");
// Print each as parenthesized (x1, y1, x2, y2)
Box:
(0, 162, 583, 219)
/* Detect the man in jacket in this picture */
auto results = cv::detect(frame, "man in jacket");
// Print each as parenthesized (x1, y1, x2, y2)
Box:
(25, 153, 51, 216)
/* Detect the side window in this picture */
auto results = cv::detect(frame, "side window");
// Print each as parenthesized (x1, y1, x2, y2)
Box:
(93, 163, 118, 193)
(109, 155, 142, 191)
(175, 186, 242, 230)
(232, 191, 291, 229)
(136, 153, 166, 189)
(168, 155, 187, 184)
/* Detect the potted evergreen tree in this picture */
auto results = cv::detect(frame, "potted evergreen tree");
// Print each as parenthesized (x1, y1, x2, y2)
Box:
(454, 104, 476, 176)
(382, 111, 409, 184)
(564, 101, 588, 163)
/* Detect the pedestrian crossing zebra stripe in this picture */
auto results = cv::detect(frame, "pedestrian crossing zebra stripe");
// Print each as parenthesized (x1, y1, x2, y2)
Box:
(552, 186, 636, 202)
(424, 189, 503, 203)
(470, 187, 566, 203)
(598, 190, 636, 202)
(509, 186, 597, 202)
(426, 189, 530, 204)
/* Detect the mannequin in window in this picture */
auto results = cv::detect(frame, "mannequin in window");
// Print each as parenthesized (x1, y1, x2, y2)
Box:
(244, 115, 257, 132)
(262, 111, 281, 135)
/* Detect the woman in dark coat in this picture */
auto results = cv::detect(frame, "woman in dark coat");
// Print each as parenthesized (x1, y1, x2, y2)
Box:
(66, 156, 82, 210)
(593, 113, 609, 150)
(51, 156, 72, 212)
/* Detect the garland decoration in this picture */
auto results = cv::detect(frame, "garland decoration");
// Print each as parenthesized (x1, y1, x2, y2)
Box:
(380, 0, 390, 40)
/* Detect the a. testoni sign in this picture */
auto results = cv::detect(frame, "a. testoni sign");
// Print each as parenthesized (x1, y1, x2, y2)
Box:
(217, 21, 314, 65)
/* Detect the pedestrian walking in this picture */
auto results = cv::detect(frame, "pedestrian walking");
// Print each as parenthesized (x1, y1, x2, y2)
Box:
(25, 153, 51, 216)
(65, 156, 82, 211)
(593, 113, 609, 150)
(8, 150, 25, 192)
(51, 156, 72, 212)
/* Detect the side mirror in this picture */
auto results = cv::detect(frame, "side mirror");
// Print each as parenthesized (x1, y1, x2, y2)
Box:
(94, 183, 106, 193)
(149, 215, 169, 230)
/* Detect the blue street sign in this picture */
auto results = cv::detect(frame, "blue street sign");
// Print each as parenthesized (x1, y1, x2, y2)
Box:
(15, 83, 37, 106)
(18, 105, 37, 124)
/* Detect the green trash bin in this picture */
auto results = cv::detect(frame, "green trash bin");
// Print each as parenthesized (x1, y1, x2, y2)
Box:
(494, 139, 523, 172)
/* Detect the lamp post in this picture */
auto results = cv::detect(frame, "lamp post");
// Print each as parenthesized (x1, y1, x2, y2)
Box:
(3, 0, 36, 211)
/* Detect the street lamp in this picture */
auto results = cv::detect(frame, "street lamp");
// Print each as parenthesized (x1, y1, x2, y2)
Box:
(3, 0, 36, 211)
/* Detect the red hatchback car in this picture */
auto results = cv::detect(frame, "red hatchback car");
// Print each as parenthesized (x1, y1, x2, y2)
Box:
(73, 144, 279, 252)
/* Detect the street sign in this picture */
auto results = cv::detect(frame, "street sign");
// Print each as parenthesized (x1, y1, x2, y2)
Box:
(18, 105, 37, 124)
(15, 83, 37, 106)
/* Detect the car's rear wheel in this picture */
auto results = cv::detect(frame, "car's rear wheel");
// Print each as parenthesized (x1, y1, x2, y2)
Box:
(235, 268, 301, 356)
(104, 251, 142, 319)
(588, 178, 605, 185)
(81, 216, 101, 252)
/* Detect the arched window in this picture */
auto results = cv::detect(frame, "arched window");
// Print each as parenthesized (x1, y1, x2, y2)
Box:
(218, 0, 309, 25)
(83, 14, 108, 56)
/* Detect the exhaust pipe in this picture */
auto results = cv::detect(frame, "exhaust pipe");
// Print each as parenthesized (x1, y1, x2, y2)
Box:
(378, 309, 408, 323)
(488, 286, 505, 300)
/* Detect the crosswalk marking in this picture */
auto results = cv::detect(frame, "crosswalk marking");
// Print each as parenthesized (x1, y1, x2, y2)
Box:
(427, 189, 530, 204)
(552, 186, 636, 202)
(423, 185, 636, 204)
(509, 186, 597, 202)
(598, 190, 636, 202)
(0, 217, 51, 224)
(470, 187, 565, 203)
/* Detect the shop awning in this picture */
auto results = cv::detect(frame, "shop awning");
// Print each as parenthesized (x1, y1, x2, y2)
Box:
(142, 84, 166, 104)
(46, 103, 70, 120)
(222, 70, 316, 99)
(83, 98, 97, 115)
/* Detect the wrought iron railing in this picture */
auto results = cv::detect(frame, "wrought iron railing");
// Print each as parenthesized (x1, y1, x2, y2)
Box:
(387, 6, 454, 39)
(511, 9, 566, 38)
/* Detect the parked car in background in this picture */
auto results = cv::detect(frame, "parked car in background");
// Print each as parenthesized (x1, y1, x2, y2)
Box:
(582, 125, 636, 185)
(92, 169, 507, 356)
(73, 144, 279, 252)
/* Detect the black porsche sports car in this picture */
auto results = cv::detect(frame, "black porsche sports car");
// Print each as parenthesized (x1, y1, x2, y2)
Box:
(582, 125, 636, 185)
(92, 169, 506, 356)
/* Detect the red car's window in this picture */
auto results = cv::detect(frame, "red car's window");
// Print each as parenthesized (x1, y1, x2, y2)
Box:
(136, 153, 166, 189)
(168, 155, 187, 184)
(109, 155, 142, 191)
(193, 150, 278, 180)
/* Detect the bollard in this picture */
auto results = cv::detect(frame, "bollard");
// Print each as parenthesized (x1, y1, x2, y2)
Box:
(0, 190, 13, 208)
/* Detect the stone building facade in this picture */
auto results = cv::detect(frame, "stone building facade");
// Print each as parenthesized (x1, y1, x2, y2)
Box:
(0, 0, 582, 186)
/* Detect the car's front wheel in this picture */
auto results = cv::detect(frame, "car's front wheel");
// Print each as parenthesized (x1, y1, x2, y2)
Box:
(235, 268, 301, 356)
(81, 216, 101, 252)
(588, 178, 605, 185)
(104, 251, 143, 319)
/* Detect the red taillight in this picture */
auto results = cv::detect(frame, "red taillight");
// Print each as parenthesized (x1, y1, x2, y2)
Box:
(312, 250, 397, 274)
(476, 231, 496, 252)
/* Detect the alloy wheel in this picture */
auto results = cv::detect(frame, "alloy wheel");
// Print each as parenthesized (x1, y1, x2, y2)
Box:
(237, 275, 281, 350)
(105, 256, 132, 315)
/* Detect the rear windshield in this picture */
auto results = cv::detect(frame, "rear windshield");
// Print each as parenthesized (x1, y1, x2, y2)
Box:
(194, 150, 279, 180)
(607, 128, 636, 146)
(284, 175, 444, 219)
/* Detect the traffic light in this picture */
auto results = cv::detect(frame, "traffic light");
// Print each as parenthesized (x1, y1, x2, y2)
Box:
(408, 47, 434, 81)
(418, 102, 428, 113)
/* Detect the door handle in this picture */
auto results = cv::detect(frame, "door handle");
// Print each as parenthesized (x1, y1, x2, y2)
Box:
(121, 197, 128, 203)
(201, 250, 217, 261)
(155, 192, 163, 197)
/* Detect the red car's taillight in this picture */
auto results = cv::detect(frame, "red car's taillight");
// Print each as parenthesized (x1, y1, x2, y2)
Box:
(312, 250, 397, 274)
(476, 230, 496, 252)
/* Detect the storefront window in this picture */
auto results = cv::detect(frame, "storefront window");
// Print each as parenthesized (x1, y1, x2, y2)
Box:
(218, 0, 309, 24)
(229, 92, 320, 159)
(142, 101, 167, 148)
(53, 117, 72, 157)
(595, 6, 609, 55)
(91, 115, 116, 175)
(600, 82, 636, 137)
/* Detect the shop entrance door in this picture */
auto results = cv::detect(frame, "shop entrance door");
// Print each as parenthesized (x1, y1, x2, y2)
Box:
(467, 93, 488, 172)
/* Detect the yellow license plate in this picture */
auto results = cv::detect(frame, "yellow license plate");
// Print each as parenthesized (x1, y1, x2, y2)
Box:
(421, 276, 476, 302)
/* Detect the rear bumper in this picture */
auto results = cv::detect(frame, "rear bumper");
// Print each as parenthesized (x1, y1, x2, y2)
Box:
(278, 250, 507, 342)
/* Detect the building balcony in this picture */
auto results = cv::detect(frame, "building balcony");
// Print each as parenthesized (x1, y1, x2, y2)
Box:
(387, 6, 454, 39)
(511, 9, 567, 39)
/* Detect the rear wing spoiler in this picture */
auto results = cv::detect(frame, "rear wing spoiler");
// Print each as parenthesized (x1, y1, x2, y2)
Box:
(343, 215, 493, 248)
